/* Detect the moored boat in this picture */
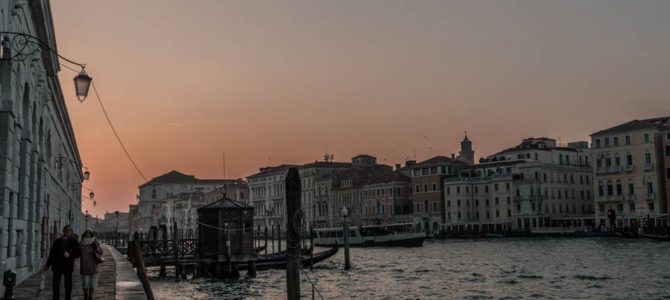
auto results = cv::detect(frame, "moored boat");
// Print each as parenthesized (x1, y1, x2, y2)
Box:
(313, 223, 425, 247)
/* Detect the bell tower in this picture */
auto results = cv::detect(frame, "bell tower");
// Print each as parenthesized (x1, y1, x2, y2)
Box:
(458, 131, 475, 164)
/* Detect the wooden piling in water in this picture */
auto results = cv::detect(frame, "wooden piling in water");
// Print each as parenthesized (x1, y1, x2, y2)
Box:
(132, 232, 156, 300)
(285, 167, 302, 300)
(173, 221, 180, 282)
(264, 226, 268, 255)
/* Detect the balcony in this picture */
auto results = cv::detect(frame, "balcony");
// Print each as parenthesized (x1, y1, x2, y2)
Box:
(644, 163, 654, 171)
(646, 193, 656, 201)
(595, 167, 608, 174)
(625, 194, 636, 202)
(597, 195, 624, 203)
(624, 165, 634, 172)
(609, 166, 622, 173)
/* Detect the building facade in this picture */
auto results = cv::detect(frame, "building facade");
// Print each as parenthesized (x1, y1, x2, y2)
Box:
(402, 156, 465, 236)
(484, 138, 594, 230)
(129, 170, 229, 234)
(1, 0, 85, 288)
(247, 165, 296, 230)
(203, 179, 248, 205)
(444, 161, 519, 233)
(362, 170, 411, 225)
(591, 117, 670, 227)
(299, 161, 351, 227)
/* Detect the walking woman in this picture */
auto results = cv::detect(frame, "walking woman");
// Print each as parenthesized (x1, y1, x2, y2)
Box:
(80, 229, 103, 300)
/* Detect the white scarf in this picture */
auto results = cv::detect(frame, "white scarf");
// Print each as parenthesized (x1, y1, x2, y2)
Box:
(81, 237, 96, 246)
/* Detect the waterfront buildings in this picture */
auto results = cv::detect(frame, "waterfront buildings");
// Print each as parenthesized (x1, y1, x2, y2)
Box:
(248, 165, 297, 230)
(204, 179, 248, 205)
(329, 159, 393, 227)
(445, 138, 594, 232)
(591, 117, 670, 227)
(402, 156, 466, 235)
(362, 170, 412, 225)
(92, 211, 129, 234)
(129, 171, 229, 234)
(0, 1, 85, 289)
(299, 160, 351, 227)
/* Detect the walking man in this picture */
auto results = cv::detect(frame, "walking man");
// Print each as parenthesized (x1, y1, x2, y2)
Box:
(43, 225, 82, 300)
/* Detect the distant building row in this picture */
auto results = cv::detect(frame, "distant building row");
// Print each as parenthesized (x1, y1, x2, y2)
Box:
(128, 116, 670, 237)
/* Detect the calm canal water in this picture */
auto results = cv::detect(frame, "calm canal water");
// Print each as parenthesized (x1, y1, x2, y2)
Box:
(150, 237, 670, 299)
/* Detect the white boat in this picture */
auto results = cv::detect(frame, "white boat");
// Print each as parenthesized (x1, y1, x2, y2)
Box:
(313, 223, 425, 247)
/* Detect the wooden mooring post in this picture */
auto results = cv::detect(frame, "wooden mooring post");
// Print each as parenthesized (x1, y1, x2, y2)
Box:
(132, 232, 156, 300)
(285, 167, 301, 300)
(173, 221, 180, 282)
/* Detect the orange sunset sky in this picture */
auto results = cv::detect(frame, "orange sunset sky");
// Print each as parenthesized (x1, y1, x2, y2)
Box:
(50, 1, 670, 217)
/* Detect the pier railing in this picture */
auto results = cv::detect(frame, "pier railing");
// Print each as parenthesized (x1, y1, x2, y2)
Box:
(128, 238, 199, 267)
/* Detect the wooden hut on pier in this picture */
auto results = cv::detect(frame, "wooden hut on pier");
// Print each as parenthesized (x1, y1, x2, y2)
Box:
(197, 196, 256, 277)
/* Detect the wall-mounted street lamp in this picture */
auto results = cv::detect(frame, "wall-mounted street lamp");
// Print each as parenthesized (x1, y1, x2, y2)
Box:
(83, 167, 91, 181)
(1, 31, 92, 101)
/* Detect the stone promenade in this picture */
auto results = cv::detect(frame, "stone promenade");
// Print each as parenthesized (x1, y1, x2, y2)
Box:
(13, 244, 146, 300)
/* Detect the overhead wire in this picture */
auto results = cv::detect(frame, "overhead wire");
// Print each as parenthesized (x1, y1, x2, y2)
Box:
(91, 82, 148, 181)
(60, 63, 148, 182)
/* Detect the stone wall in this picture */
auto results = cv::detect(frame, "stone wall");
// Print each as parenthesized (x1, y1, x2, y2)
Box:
(0, 0, 84, 291)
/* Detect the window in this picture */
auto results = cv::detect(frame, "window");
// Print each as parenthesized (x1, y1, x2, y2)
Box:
(423, 184, 428, 192)
(645, 151, 652, 164)
(447, 200, 451, 207)
(475, 199, 479, 207)
(595, 139, 601, 148)
(613, 137, 619, 146)
(647, 182, 654, 194)
(627, 153, 633, 165)
(432, 183, 437, 191)
(628, 182, 634, 195)
(416, 204, 421, 213)
(441, 166, 447, 174)
(415, 185, 420, 193)
(649, 203, 655, 211)
(457, 200, 461, 207)
(616, 180, 622, 195)
(433, 202, 438, 212)
(666, 145, 670, 157)
(607, 181, 614, 196)
(644, 133, 650, 143)
(629, 203, 635, 212)
(496, 210, 500, 218)
(604, 138, 610, 147)
(495, 197, 499, 205)
(494, 183, 499, 192)
(446, 187, 450, 194)
(667, 168, 670, 179)
(485, 199, 490, 207)
(486, 211, 490, 219)
(506, 183, 511, 191)
(598, 182, 604, 196)
(430, 167, 437, 174)
(507, 210, 511, 217)
(507, 197, 511, 204)
(625, 135, 631, 145)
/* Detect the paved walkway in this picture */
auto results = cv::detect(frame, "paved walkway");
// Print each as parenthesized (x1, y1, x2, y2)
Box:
(13, 244, 144, 300)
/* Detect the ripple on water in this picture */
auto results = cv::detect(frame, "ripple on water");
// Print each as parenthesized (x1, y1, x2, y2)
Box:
(498, 279, 519, 285)
(574, 274, 612, 281)
(518, 273, 543, 279)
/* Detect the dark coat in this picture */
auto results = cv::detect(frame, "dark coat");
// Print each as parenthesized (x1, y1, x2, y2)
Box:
(45, 236, 82, 272)
(80, 239, 103, 275)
